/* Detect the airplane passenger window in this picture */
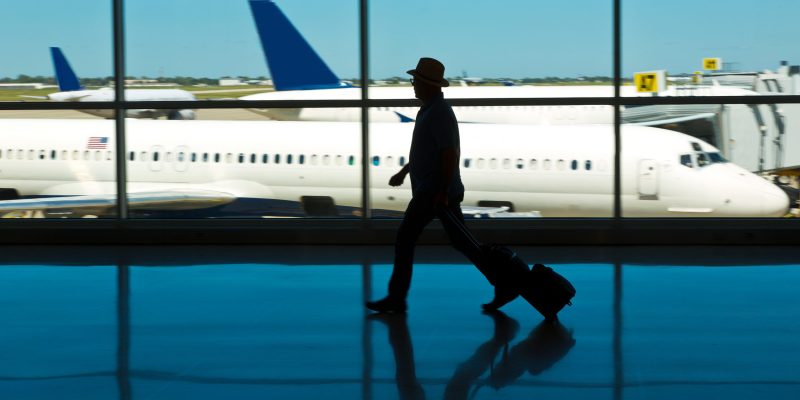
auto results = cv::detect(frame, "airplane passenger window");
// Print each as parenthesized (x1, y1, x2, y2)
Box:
(335, 155, 343, 166)
(349, 155, 355, 166)
(94, 151, 102, 161)
(299, 155, 305, 164)
(691, 142, 702, 151)
(386, 156, 394, 167)
(477, 158, 485, 169)
(190, 153, 197, 163)
(489, 158, 498, 169)
(262, 154, 268, 164)
(372, 156, 380, 166)
(544, 159, 552, 170)
(106, 151, 113, 161)
(571, 160, 578, 170)
(323, 155, 331, 165)
(529, 159, 538, 169)
(287, 154, 293, 164)
(238, 153, 245, 163)
(250, 154, 256, 163)
(311, 154, 318, 165)
(680, 154, 693, 168)
(129, 152, 135, 161)
(502, 159, 511, 169)
(226, 153, 233, 163)
(203, 153, 209, 162)
(50, 150, 56, 160)
(72, 151, 79, 161)
(140, 152, 148, 162)
(399, 156, 406, 166)
(585, 160, 592, 170)
(464, 158, 471, 168)
(557, 159, 565, 170)
(153, 152, 160, 162)
(61, 150, 68, 160)
(214, 153, 220, 163)
(166, 152, 173, 162)
(177, 152, 185, 162)
(274, 154, 280, 164)
(516, 159, 524, 169)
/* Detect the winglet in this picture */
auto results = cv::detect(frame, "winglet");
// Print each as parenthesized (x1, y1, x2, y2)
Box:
(248, 0, 346, 91)
(50, 47, 83, 92)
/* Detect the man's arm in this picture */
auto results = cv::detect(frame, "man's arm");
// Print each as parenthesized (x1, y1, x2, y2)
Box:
(389, 163, 411, 187)
(434, 147, 459, 205)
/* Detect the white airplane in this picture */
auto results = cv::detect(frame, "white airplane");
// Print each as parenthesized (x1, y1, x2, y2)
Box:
(0, 118, 789, 218)
(241, 0, 758, 124)
(25, 47, 197, 120)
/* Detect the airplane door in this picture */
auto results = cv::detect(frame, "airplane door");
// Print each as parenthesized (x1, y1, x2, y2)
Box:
(174, 146, 190, 172)
(149, 145, 164, 172)
(637, 159, 659, 200)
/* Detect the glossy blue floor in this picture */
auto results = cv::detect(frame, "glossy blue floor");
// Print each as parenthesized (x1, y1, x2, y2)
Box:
(1, 246, 798, 400)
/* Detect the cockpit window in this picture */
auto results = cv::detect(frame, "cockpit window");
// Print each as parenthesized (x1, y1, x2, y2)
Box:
(680, 154, 693, 168)
(690, 142, 702, 151)
(697, 153, 710, 167)
(708, 152, 728, 163)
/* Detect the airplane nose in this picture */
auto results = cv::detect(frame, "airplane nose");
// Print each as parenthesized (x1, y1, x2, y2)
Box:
(763, 189, 791, 217)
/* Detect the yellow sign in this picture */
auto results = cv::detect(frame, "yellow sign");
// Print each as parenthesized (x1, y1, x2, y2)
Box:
(703, 58, 722, 70)
(634, 72, 659, 93)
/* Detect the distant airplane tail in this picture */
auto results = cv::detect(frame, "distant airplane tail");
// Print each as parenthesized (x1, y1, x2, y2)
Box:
(50, 47, 83, 92)
(248, 0, 347, 91)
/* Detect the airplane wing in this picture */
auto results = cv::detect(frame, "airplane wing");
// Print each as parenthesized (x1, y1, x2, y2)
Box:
(0, 189, 235, 217)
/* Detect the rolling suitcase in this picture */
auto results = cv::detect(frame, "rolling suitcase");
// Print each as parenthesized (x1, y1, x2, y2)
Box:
(439, 207, 576, 321)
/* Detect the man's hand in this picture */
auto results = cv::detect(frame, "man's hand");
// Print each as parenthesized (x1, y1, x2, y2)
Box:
(389, 170, 407, 187)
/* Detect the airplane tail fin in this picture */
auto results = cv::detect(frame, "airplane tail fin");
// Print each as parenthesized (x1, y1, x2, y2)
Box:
(50, 47, 83, 92)
(248, 0, 345, 91)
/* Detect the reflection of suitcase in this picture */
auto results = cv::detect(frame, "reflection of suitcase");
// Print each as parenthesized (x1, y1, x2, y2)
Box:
(439, 208, 575, 321)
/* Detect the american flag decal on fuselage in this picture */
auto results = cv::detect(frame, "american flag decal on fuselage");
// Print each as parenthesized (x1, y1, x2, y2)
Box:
(87, 137, 108, 149)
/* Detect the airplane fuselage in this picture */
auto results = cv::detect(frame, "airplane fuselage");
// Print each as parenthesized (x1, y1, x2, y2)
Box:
(0, 119, 788, 218)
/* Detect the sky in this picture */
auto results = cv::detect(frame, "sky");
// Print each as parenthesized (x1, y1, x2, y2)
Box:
(1, 0, 800, 80)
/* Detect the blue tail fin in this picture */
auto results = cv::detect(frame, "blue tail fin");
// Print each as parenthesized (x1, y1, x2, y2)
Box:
(248, 0, 345, 91)
(50, 47, 83, 92)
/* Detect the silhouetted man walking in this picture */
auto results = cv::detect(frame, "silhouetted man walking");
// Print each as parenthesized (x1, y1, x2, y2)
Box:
(366, 57, 472, 313)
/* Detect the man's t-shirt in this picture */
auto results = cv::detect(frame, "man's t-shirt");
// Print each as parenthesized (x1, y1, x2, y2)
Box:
(409, 93, 465, 199)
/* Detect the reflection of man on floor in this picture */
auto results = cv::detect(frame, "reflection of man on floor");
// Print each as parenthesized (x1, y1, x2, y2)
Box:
(367, 314, 426, 400)
(486, 321, 576, 389)
(444, 311, 519, 400)
(366, 57, 480, 314)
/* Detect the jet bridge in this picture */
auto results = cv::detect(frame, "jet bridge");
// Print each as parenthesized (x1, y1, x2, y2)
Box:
(623, 85, 798, 174)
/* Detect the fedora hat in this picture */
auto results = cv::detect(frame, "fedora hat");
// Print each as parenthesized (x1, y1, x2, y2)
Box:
(407, 57, 450, 87)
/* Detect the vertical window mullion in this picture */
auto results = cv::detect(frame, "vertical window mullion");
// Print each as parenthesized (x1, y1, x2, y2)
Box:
(360, 0, 370, 219)
(613, 0, 622, 221)
(113, 0, 128, 220)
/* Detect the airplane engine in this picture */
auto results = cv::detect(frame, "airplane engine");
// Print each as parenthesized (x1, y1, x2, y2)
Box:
(0, 188, 20, 200)
(167, 109, 196, 120)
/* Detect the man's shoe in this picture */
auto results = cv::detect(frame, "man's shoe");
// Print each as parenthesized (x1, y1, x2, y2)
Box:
(481, 286, 519, 311)
(365, 297, 407, 314)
